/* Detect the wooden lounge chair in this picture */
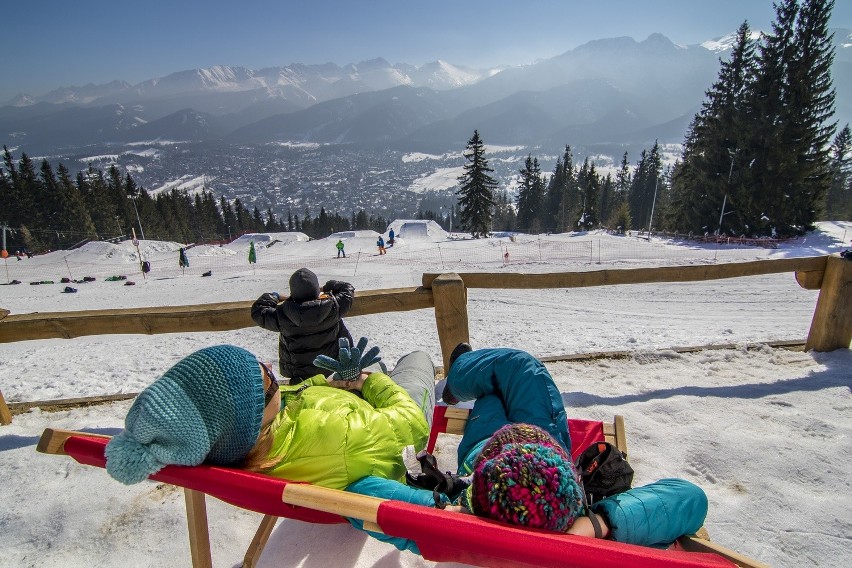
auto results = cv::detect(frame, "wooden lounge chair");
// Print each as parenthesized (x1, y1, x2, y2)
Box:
(37, 408, 767, 568)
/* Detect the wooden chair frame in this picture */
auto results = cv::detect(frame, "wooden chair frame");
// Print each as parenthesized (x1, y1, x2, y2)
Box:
(36, 410, 767, 568)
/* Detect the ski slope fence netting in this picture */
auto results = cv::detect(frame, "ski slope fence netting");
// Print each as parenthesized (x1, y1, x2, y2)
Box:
(0, 234, 795, 285)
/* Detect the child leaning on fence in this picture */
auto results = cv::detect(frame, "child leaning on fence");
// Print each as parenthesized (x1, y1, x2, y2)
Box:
(251, 267, 354, 384)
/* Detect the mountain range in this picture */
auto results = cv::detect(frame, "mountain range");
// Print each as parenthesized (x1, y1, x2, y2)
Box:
(2, 30, 850, 156)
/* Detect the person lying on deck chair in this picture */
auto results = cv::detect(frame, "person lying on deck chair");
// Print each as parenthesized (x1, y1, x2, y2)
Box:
(345, 345, 709, 553)
(104, 339, 434, 491)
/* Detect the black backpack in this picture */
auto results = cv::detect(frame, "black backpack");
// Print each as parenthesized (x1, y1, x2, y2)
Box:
(575, 442, 634, 505)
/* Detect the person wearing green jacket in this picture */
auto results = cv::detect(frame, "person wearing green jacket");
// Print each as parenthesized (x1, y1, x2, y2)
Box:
(104, 341, 434, 491)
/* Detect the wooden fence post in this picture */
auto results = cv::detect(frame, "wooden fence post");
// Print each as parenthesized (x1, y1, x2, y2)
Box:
(431, 273, 470, 371)
(0, 390, 12, 425)
(805, 254, 852, 352)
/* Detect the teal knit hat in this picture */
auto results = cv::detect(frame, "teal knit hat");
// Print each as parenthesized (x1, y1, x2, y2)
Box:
(105, 345, 266, 485)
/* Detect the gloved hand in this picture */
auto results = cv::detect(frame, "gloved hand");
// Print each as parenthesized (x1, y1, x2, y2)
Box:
(314, 337, 386, 382)
(269, 292, 280, 302)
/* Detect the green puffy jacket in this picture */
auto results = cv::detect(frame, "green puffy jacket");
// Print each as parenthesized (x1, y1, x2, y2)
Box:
(265, 371, 428, 489)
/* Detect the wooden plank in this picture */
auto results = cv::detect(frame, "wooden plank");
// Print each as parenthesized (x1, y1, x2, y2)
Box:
(432, 274, 470, 372)
(805, 254, 852, 352)
(0, 390, 11, 425)
(422, 256, 828, 289)
(36, 428, 112, 455)
(184, 489, 213, 568)
(9, 393, 138, 414)
(795, 269, 824, 290)
(613, 415, 628, 460)
(282, 483, 381, 525)
(445, 418, 468, 435)
(678, 534, 771, 568)
(243, 515, 277, 568)
(0, 287, 433, 343)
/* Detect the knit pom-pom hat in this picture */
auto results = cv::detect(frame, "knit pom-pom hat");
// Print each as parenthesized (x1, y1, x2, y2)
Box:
(474, 423, 570, 468)
(464, 424, 584, 532)
(105, 345, 265, 485)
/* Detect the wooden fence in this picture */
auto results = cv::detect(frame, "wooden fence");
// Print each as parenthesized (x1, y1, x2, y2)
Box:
(2, 254, 850, 425)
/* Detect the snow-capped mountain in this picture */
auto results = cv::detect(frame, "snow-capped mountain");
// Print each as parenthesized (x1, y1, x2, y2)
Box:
(700, 30, 766, 52)
(2, 31, 850, 156)
(5, 59, 490, 110)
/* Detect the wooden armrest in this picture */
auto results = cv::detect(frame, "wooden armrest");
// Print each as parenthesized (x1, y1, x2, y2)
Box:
(36, 428, 112, 456)
(679, 530, 770, 568)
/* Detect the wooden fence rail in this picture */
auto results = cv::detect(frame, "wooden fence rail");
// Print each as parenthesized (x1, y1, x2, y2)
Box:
(2, 254, 850, 425)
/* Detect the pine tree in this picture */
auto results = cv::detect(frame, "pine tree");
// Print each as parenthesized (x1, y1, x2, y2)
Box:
(628, 143, 663, 231)
(784, 0, 837, 229)
(826, 124, 852, 219)
(491, 189, 516, 232)
(746, 0, 836, 235)
(516, 155, 545, 233)
(575, 158, 597, 230)
(671, 22, 757, 235)
(599, 173, 615, 228)
(62, 167, 96, 241)
(543, 146, 574, 232)
(456, 130, 497, 238)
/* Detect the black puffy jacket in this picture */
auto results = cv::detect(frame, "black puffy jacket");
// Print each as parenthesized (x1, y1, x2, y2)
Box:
(251, 280, 355, 383)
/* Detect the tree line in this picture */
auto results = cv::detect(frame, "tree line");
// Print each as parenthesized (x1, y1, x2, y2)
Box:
(455, 0, 850, 239)
(0, 147, 389, 253)
(455, 130, 669, 237)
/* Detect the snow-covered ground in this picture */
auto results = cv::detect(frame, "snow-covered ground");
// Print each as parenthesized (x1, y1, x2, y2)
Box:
(1, 221, 850, 568)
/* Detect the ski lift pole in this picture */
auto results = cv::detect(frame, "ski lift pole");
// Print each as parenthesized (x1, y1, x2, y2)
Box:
(132, 229, 146, 279)
(646, 178, 659, 241)
(716, 194, 728, 237)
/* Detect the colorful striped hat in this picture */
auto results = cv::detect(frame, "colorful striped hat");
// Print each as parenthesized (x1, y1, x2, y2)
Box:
(105, 345, 265, 484)
(464, 423, 584, 532)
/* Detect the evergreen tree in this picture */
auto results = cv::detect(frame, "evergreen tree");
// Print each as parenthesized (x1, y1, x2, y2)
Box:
(543, 146, 576, 232)
(784, 0, 837, 229)
(81, 166, 122, 239)
(747, 0, 836, 235)
(516, 155, 545, 233)
(628, 143, 663, 231)
(670, 22, 757, 235)
(220, 197, 237, 239)
(353, 209, 369, 230)
(456, 130, 497, 238)
(826, 124, 852, 219)
(252, 206, 265, 232)
(599, 173, 615, 228)
(37, 160, 63, 248)
(265, 208, 278, 231)
(56, 163, 96, 242)
(610, 202, 632, 234)
(491, 189, 516, 232)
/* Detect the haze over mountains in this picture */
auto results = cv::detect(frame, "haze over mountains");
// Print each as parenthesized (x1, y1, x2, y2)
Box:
(3, 29, 849, 157)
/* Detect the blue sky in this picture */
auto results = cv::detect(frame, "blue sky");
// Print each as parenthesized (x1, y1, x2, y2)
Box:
(3, 0, 850, 102)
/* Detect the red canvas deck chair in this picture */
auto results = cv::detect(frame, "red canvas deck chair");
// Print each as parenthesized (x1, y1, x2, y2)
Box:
(37, 409, 766, 568)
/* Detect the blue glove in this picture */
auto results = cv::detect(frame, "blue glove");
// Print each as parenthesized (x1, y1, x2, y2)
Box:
(314, 337, 386, 382)
(270, 292, 280, 302)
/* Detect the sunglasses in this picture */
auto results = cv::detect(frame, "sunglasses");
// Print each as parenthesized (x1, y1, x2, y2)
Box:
(259, 362, 279, 405)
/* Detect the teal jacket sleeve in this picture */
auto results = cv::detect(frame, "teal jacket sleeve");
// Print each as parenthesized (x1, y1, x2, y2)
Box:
(591, 478, 708, 548)
(345, 476, 449, 555)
